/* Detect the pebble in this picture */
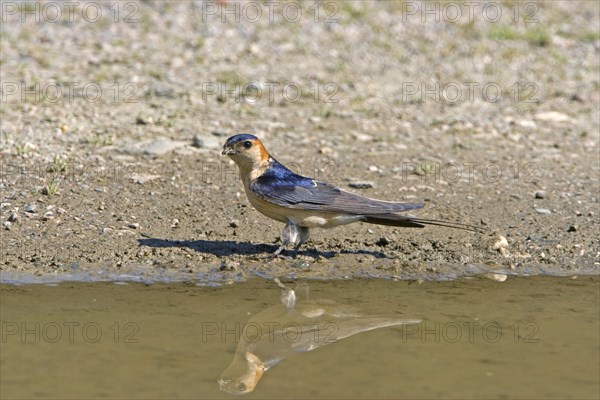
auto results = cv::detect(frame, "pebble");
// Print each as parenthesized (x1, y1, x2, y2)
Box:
(152, 85, 175, 98)
(516, 119, 537, 129)
(135, 115, 151, 125)
(535, 208, 552, 215)
(534, 191, 546, 199)
(349, 181, 374, 189)
(291, 259, 310, 269)
(125, 138, 188, 155)
(534, 111, 572, 123)
(127, 173, 161, 184)
(376, 237, 391, 246)
(192, 134, 220, 149)
(8, 212, 18, 222)
(171, 218, 180, 228)
(568, 225, 578, 232)
(353, 133, 373, 142)
(3, 221, 11, 230)
(368, 165, 379, 172)
(229, 220, 240, 228)
(485, 273, 508, 282)
(128, 222, 140, 229)
(492, 235, 509, 250)
(219, 260, 238, 271)
(127, 173, 161, 185)
(24, 204, 37, 213)
(142, 139, 181, 155)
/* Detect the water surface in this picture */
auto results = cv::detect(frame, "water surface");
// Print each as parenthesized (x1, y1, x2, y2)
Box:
(1, 276, 598, 399)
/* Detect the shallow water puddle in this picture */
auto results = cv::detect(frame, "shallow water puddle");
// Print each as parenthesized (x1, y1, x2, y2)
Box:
(1, 276, 598, 399)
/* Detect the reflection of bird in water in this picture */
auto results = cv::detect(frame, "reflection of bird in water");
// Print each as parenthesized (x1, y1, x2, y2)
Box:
(218, 279, 420, 394)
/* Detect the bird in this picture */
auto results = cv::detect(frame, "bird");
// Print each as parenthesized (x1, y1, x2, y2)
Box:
(222, 133, 482, 258)
(218, 279, 420, 394)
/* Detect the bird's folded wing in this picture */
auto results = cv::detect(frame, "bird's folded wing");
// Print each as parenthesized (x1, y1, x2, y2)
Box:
(250, 178, 423, 215)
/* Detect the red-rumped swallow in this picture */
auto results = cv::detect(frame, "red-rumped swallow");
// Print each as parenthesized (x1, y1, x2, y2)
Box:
(222, 134, 481, 258)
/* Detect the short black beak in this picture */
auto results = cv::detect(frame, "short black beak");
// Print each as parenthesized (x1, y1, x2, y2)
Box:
(221, 147, 237, 155)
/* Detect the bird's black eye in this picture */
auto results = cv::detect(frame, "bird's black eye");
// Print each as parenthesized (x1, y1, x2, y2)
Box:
(243, 141, 252, 148)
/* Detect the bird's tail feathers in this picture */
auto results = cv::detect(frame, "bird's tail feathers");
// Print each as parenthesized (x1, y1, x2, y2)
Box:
(362, 213, 484, 232)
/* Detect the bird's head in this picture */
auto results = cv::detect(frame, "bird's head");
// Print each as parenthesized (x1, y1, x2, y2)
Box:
(218, 352, 265, 394)
(221, 134, 269, 168)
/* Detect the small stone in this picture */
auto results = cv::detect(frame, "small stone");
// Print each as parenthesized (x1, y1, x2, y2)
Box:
(142, 139, 177, 155)
(192, 134, 220, 149)
(568, 225, 578, 232)
(534, 191, 546, 199)
(535, 208, 552, 215)
(152, 85, 175, 98)
(8, 212, 18, 222)
(534, 111, 572, 123)
(125, 138, 188, 155)
(219, 260, 238, 271)
(353, 133, 373, 142)
(229, 220, 240, 228)
(349, 181, 374, 189)
(492, 236, 509, 251)
(135, 115, 149, 125)
(3, 221, 11, 230)
(171, 218, 180, 228)
(291, 259, 310, 269)
(368, 165, 379, 172)
(126, 173, 162, 184)
(24, 204, 37, 213)
(376, 237, 391, 246)
(516, 119, 537, 129)
(128, 222, 140, 229)
(485, 273, 507, 282)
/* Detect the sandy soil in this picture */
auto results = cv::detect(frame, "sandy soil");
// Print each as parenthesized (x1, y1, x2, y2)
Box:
(1, 1, 598, 283)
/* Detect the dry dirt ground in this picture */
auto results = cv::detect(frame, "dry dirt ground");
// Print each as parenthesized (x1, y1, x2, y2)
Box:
(1, 1, 598, 283)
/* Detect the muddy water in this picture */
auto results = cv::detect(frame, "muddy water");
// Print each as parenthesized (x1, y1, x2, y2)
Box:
(1, 276, 598, 399)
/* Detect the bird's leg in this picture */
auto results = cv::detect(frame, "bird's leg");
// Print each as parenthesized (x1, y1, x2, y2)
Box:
(269, 220, 299, 260)
(292, 227, 310, 257)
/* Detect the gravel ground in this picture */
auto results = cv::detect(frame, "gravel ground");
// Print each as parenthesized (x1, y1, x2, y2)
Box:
(1, 1, 598, 283)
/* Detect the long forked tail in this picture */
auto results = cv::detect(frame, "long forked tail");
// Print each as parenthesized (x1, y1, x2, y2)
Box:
(362, 213, 484, 232)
